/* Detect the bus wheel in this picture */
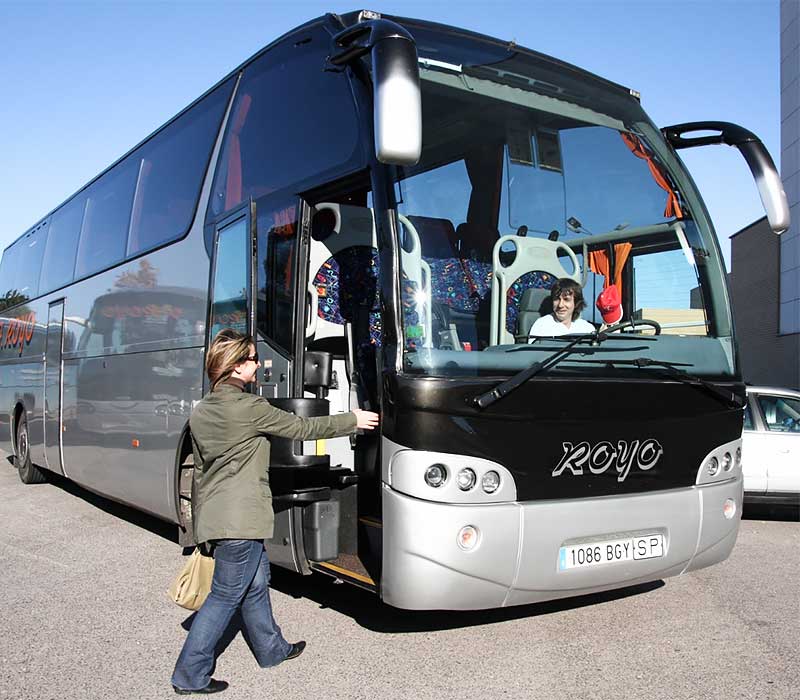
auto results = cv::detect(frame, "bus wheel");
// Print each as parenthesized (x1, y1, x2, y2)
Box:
(15, 414, 46, 484)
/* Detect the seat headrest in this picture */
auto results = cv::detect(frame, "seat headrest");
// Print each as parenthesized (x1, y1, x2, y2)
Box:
(455, 222, 496, 262)
(406, 216, 457, 259)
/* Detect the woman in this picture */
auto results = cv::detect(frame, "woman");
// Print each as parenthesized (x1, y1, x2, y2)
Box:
(528, 278, 595, 338)
(172, 329, 378, 695)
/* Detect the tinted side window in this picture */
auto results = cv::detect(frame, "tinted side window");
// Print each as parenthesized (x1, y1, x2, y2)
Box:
(210, 217, 249, 339)
(0, 243, 23, 308)
(208, 27, 361, 220)
(1, 226, 49, 306)
(757, 394, 800, 432)
(16, 225, 48, 300)
(40, 194, 86, 293)
(127, 78, 234, 257)
(75, 159, 139, 278)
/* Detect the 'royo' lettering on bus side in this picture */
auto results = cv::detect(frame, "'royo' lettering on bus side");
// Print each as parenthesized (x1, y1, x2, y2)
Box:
(552, 439, 663, 483)
(0, 311, 36, 357)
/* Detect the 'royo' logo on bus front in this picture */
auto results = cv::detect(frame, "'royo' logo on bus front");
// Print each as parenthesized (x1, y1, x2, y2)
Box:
(552, 439, 663, 483)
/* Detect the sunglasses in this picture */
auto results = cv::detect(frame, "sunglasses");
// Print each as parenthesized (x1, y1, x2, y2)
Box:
(242, 353, 259, 363)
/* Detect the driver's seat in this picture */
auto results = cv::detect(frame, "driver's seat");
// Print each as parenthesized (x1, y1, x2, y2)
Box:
(517, 288, 553, 337)
(489, 236, 582, 345)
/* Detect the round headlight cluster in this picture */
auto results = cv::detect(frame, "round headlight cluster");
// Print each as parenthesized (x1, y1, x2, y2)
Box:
(482, 471, 501, 494)
(735, 446, 742, 467)
(721, 452, 733, 472)
(425, 464, 447, 488)
(457, 468, 477, 491)
(423, 465, 502, 494)
(706, 456, 720, 477)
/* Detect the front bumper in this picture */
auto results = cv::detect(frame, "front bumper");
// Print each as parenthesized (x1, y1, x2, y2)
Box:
(380, 475, 742, 610)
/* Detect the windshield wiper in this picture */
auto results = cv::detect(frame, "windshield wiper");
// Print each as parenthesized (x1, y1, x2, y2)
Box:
(615, 357, 744, 409)
(473, 334, 600, 409)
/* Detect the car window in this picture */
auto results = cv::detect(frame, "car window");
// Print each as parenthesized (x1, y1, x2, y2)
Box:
(756, 394, 800, 433)
(743, 404, 754, 431)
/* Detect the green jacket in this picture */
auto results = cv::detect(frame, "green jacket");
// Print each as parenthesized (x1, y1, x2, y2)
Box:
(189, 383, 357, 543)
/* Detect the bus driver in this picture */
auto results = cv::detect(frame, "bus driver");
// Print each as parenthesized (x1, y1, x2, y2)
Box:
(528, 278, 595, 338)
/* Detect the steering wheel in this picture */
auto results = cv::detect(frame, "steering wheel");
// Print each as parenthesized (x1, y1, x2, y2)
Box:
(602, 318, 661, 336)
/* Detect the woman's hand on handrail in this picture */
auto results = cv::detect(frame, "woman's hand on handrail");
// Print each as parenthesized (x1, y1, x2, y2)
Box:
(352, 409, 380, 430)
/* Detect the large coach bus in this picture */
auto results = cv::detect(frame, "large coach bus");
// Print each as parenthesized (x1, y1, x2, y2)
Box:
(0, 11, 789, 610)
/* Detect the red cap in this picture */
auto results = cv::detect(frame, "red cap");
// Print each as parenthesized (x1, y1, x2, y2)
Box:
(596, 285, 623, 324)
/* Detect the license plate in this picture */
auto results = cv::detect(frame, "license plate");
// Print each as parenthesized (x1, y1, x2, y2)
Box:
(559, 534, 665, 571)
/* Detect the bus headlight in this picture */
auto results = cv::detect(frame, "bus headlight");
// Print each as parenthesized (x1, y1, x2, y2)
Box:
(706, 456, 720, 477)
(482, 470, 501, 494)
(735, 446, 742, 467)
(425, 464, 447, 488)
(722, 452, 732, 472)
(456, 468, 477, 491)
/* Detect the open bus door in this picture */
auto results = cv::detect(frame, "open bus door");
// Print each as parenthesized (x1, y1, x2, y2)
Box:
(242, 196, 381, 586)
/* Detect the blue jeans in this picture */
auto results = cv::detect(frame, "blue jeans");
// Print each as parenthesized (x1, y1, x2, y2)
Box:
(172, 539, 292, 691)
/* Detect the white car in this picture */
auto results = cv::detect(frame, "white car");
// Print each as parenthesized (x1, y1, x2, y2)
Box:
(742, 386, 800, 506)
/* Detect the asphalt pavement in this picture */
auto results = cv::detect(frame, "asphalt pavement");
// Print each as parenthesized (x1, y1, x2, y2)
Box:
(1, 453, 798, 700)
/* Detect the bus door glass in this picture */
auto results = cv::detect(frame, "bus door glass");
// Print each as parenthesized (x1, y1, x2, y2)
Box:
(44, 299, 66, 476)
(253, 198, 299, 401)
(209, 209, 252, 346)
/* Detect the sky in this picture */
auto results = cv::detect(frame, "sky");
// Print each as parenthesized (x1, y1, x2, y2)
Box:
(0, 0, 780, 271)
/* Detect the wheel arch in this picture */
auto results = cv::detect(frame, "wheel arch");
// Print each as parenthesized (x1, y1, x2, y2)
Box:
(173, 422, 195, 546)
(11, 402, 25, 455)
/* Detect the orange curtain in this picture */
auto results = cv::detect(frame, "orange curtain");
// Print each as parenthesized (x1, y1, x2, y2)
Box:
(612, 242, 631, 289)
(588, 242, 632, 295)
(224, 94, 252, 211)
(588, 250, 611, 285)
(620, 132, 683, 219)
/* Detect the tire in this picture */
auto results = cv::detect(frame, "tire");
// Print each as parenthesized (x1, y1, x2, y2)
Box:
(15, 413, 47, 484)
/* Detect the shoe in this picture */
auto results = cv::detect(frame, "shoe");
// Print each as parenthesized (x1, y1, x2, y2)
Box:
(284, 641, 306, 661)
(173, 678, 229, 695)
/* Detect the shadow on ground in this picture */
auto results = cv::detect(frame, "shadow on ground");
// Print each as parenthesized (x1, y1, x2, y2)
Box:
(743, 502, 799, 522)
(42, 470, 179, 543)
(268, 568, 665, 633)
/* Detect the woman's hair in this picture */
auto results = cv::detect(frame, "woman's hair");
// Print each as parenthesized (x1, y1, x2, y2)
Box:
(206, 329, 254, 390)
(550, 278, 586, 321)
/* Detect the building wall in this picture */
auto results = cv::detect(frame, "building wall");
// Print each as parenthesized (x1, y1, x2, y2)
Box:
(634, 308, 706, 335)
(781, 0, 800, 334)
(730, 217, 800, 388)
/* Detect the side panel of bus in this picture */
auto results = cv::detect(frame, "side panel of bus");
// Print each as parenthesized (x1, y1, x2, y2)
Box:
(0, 72, 237, 523)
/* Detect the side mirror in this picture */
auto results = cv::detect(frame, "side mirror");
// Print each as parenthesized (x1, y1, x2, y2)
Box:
(662, 121, 789, 234)
(330, 16, 422, 166)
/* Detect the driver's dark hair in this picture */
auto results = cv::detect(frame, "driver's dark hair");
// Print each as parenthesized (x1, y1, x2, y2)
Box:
(550, 278, 586, 321)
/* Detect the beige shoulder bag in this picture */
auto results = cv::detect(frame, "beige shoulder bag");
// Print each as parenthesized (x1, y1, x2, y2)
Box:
(168, 548, 215, 611)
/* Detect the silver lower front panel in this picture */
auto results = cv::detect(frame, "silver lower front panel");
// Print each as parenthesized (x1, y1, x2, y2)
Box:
(381, 476, 742, 610)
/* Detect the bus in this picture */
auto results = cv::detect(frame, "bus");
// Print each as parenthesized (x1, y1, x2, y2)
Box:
(0, 10, 789, 610)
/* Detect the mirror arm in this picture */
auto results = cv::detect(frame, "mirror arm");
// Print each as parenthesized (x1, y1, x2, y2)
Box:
(329, 19, 415, 67)
(662, 121, 758, 149)
(662, 121, 790, 235)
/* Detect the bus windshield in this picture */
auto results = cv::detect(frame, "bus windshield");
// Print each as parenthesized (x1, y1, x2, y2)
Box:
(395, 53, 734, 380)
